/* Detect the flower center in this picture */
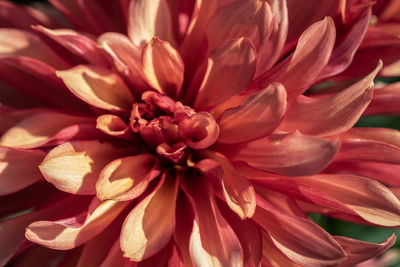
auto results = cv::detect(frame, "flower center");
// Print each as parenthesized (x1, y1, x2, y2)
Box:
(130, 91, 219, 165)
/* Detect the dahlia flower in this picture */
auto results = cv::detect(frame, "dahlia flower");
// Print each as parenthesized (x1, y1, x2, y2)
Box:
(1, 0, 400, 266)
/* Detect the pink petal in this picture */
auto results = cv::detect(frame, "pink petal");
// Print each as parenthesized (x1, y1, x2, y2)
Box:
(120, 173, 179, 261)
(218, 82, 287, 143)
(48, 0, 92, 32)
(98, 239, 135, 267)
(364, 82, 400, 115)
(0, 1, 61, 30)
(0, 147, 45, 196)
(183, 180, 244, 266)
(336, 138, 400, 164)
(253, 196, 345, 266)
(297, 174, 400, 226)
(200, 151, 256, 219)
(142, 37, 184, 98)
(76, 212, 123, 267)
(0, 56, 90, 112)
(255, 0, 288, 75)
(0, 196, 91, 265)
(335, 234, 396, 266)
(339, 127, 400, 147)
(252, 17, 336, 102)
(319, 7, 371, 79)
(39, 141, 131, 195)
(280, 61, 382, 136)
(26, 197, 128, 250)
(96, 154, 161, 201)
(56, 65, 134, 112)
(206, 0, 273, 53)
(0, 28, 69, 69)
(217, 132, 340, 176)
(218, 200, 262, 267)
(0, 111, 94, 149)
(96, 114, 134, 140)
(326, 161, 400, 187)
(261, 233, 301, 267)
(33, 25, 110, 67)
(194, 38, 256, 110)
(342, 27, 400, 77)
(76, 0, 124, 34)
(128, 0, 175, 47)
(98, 32, 149, 92)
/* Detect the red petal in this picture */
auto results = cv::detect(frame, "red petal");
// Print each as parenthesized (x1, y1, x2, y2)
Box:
(33, 25, 110, 67)
(0, 111, 95, 149)
(26, 197, 128, 250)
(0, 147, 45, 195)
(0, 28, 69, 69)
(142, 37, 184, 98)
(40, 141, 131, 195)
(206, 0, 273, 53)
(183, 180, 244, 266)
(252, 17, 336, 102)
(365, 82, 400, 115)
(120, 173, 179, 261)
(256, 0, 288, 75)
(200, 151, 256, 219)
(128, 0, 175, 47)
(96, 154, 161, 201)
(98, 32, 149, 93)
(194, 38, 256, 110)
(280, 61, 382, 136)
(253, 196, 345, 266)
(335, 234, 396, 266)
(218, 82, 287, 143)
(217, 132, 340, 176)
(56, 65, 134, 112)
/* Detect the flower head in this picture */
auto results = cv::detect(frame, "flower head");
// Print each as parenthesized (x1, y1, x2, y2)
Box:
(1, 0, 400, 266)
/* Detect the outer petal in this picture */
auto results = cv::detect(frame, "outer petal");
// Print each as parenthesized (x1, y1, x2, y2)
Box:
(98, 32, 149, 92)
(39, 141, 131, 195)
(183, 179, 244, 267)
(96, 114, 134, 141)
(128, 0, 175, 47)
(218, 200, 262, 267)
(255, 0, 288, 75)
(261, 233, 301, 267)
(0, 1, 61, 30)
(96, 154, 161, 201)
(194, 38, 256, 110)
(56, 65, 134, 112)
(280, 61, 382, 136)
(0, 147, 45, 195)
(33, 25, 110, 67)
(218, 82, 287, 143)
(365, 82, 400, 115)
(120, 173, 179, 261)
(253, 196, 345, 266)
(319, 7, 371, 79)
(335, 235, 396, 266)
(26, 198, 128, 250)
(206, 0, 273, 52)
(0, 111, 94, 149)
(252, 17, 336, 102)
(338, 127, 400, 147)
(199, 151, 256, 219)
(0, 28, 69, 69)
(142, 38, 184, 98)
(254, 174, 400, 226)
(0, 196, 90, 266)
(217, 132, 340, 176)
(336, 139, 400, 164)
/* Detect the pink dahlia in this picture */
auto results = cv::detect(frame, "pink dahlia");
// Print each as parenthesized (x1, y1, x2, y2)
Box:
(1, 0, 400, 266)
